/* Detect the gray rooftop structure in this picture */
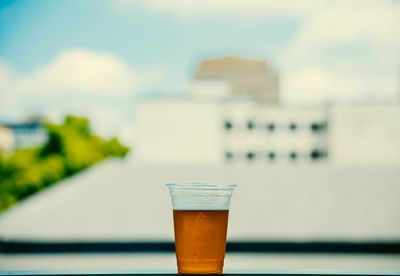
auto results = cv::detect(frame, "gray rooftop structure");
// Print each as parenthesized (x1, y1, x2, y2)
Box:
(194, 56, 279, 103)
(0, 159, 399, 241)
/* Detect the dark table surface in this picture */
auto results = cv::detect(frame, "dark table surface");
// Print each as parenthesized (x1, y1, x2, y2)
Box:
(1, 270, 400, 276)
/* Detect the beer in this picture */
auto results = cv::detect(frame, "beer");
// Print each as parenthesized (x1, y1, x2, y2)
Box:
(167, 183, 236, 274)
(173, 210, 229, 274)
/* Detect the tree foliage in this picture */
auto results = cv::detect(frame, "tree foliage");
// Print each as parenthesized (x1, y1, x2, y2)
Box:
(0, 115, 129, 212)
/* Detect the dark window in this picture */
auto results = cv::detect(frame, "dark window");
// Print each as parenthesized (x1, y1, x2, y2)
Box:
(224, 121, 233, 130)
(289, 151, 298, 160)
(311, 122, 327, 133)
(310, 149, 327, 160)
(246, 152, 255, 161)
(225, 152, 233, 160)
(289, 123, 297, 131)
(268, 152, 275, 160)
(267, 123, 275, 132)
(247, 121, 255, 130)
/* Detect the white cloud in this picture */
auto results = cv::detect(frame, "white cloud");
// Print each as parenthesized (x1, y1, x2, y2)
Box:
(0, 48, 159, 100)
(278, 0, 400, 105)
(14, 48, 158, 97)
(282, 0, 400, 68)
(0, 48, 162, 139)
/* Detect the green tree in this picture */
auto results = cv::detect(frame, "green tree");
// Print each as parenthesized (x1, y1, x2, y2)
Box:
(0, 115, 130, 212)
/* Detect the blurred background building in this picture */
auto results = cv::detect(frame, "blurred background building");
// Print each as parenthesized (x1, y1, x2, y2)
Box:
(0, 125, 14, 155)
(0, 118, 48, 152)
(134, 56, 400, 166)
(193, 56, 279, 103)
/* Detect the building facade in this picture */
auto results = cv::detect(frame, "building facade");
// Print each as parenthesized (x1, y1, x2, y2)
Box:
(134, 99, 332, 165)
(0, 121, 48, 150)
(0, 126, 14, 155)
(329, 103, 400, 165)
(221, 102, 328, 164)
(133, 56, 400, 166)
(134, 100, 400, 165)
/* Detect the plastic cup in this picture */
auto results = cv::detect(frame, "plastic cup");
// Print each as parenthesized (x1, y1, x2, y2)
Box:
(167, 183, 236, 274)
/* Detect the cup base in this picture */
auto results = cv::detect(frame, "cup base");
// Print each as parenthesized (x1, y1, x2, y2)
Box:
(177, 259, 223, 274)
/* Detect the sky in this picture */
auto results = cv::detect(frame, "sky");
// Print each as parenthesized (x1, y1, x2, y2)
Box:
(0, 0, 399, 144)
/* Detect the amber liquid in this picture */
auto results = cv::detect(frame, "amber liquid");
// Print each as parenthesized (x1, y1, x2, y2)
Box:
(173, 210, 229, 274)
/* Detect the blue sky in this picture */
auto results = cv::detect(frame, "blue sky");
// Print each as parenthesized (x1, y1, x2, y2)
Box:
(0, 0, 399, 142)
(0, 0, 299, 75)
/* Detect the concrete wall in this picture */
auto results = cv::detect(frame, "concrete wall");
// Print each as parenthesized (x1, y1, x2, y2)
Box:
(134, 99, 329, 164)
(134, 99, 400, 166)
(134, 99, 223, 165)
(329, 104, 400, 165)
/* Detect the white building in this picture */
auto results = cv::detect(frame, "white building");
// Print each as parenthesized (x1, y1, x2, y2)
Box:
(133, 56, 400, 166)
(1, 121, 48, 150)
(221, 101, 328, 164)
(0, 126, 14, 155)
(329, 103, 400, 165)
(134, 99, 222, 165)
(135, 98, 400, 165)
(134, 99, 329, 165)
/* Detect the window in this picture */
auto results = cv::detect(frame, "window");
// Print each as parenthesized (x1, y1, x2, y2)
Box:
(247, 121, 255, 130)
(267, 123, 275, 132)
(224, 121, 233, 131)
(225, 152, 233, 160)
(289, 151, 297, 160)
(246, 152, 255, 161)
(289, 123, 297, 131)
(268, 151, 275, 161)
(310, 149, 327, 160)
(311, 122, 327, 133)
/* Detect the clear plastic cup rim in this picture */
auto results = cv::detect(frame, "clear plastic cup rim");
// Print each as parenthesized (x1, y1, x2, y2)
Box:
(166, 183, 236, 190)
